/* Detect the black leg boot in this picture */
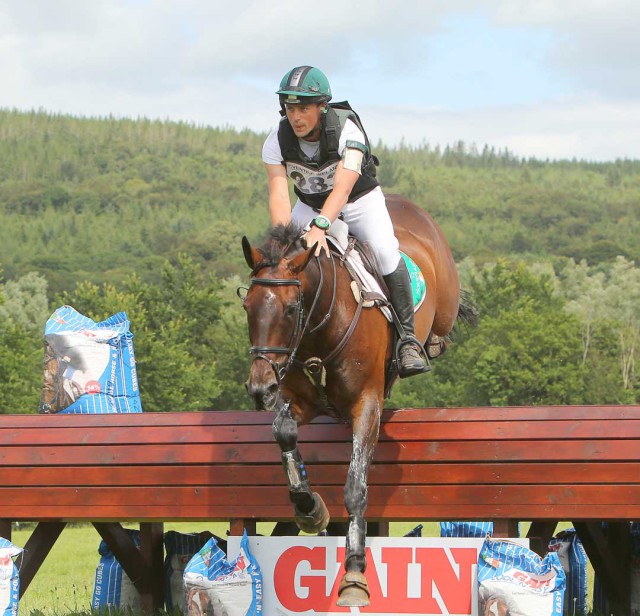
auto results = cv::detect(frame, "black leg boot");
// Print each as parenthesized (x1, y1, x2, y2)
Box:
(383, 259, 430, 377)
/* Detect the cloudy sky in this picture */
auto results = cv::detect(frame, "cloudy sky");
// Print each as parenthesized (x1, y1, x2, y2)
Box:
(1, 0, 638, 161)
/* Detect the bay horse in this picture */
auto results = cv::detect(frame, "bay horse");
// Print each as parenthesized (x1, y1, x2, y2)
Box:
(240, 194, 475, 607)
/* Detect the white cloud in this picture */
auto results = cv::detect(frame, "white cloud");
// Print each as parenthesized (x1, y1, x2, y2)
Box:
(361, 96, 640, 161)
(0, 0, 638, 161)
(491, 0, 640, 98)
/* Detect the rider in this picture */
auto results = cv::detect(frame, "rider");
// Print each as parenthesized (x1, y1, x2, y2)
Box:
(261, 65, 428, 377)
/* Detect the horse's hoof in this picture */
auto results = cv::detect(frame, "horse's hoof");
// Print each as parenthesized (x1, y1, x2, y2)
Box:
(294, 492, 330, 534)
(336, 571, 370, 607)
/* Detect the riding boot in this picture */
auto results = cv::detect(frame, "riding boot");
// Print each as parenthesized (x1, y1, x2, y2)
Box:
(383, 259, 430, 377)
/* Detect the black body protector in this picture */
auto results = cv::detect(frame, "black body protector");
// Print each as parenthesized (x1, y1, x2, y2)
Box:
(277, 102, 379, 211)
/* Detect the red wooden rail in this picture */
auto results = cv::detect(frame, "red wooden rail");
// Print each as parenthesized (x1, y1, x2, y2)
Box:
(0, 405, 638, 614)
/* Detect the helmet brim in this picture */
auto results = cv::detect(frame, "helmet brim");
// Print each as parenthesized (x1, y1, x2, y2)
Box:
(278, 92, 331, 105)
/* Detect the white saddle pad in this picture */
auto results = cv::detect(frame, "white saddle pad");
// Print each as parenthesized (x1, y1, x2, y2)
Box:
(325, 220, 392, 321)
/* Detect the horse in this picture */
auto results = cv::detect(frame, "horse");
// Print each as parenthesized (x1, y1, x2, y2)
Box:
(240, 194, 476, 607)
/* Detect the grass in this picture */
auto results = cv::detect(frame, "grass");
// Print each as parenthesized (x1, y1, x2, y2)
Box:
(12, 521, 593, 615)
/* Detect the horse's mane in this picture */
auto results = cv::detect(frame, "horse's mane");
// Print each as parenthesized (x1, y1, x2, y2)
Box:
(256, 223, 304, 267)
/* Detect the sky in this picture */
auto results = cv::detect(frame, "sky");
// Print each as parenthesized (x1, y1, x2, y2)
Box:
(0, 0, 638, 162)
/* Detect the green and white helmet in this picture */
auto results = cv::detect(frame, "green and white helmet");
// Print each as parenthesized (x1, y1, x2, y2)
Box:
(277, 66, 332, 105)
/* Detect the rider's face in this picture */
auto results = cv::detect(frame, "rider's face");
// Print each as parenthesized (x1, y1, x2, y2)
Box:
(285, 103, 325, 141)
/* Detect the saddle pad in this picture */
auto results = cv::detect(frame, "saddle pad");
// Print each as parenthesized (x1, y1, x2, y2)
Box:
(402, 251, 427, 310)
(326, 232, 426, 318)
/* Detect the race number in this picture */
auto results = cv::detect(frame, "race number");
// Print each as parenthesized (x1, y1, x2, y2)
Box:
(286, 161, 338, 195)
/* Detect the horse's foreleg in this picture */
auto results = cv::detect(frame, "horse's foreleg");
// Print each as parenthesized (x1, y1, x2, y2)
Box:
(337, 396, 381, 608)
(272, 401, 330, 533)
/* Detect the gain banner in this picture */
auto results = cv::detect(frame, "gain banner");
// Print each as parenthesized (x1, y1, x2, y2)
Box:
(227, 535, 528, 616)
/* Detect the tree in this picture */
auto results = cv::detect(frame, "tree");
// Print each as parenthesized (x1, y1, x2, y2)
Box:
(560, 259, 607, 365)
(208, 276, 253, 410)
(560, 257, 640, 393)
(604, 257, 640, 391)
(0, 272, 48, 413)
(59, 255, 224, 411)
(390, 259, 589, 407)
(454, 306, 587, 405)
(0, 322, 43, 413)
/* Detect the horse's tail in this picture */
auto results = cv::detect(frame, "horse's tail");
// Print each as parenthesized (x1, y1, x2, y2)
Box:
(439, 289, 478, 350)
(456, 288, 479, 329)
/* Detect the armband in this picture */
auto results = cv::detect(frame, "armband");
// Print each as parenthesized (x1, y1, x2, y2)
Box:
(342, 147, 364, 174)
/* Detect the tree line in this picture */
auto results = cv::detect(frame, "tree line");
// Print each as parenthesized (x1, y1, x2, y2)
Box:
(0, 109, 638, 412)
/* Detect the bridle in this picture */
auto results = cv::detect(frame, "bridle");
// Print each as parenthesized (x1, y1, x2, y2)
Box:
(244, 255, 331, 384)
(247, 276, 306, 383)
(242, 242, 369, 404)
(242, 247, 369, 410)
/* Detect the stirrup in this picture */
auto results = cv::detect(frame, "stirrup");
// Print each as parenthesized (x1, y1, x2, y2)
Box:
(394, 337, 431, 377)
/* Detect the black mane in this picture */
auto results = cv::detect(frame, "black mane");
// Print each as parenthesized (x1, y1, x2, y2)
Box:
(257, 223, 304, 267)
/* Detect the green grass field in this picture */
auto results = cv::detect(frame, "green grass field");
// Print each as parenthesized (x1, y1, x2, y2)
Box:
(11, 521, 593, 615)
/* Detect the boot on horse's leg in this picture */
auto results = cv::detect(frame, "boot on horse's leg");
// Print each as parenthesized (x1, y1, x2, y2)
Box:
(383, 258, 430, 377)
(273, 403, 330, 534)
(426, 331, 450, 359)
(337, 516, 370, 607)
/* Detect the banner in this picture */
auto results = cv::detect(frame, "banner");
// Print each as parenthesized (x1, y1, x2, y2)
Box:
(227, 535, 528, 616)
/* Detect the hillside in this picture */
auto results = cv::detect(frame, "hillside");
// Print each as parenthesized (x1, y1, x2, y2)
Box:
(0, 109, 638, 413)
(0, 109, 639, 297)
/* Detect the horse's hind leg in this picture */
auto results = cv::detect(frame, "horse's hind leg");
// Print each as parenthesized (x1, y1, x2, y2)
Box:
(272, 401, 330, 534)
(337, 395, 381, 607)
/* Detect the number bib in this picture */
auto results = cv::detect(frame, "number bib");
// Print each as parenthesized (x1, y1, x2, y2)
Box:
(286, 161, 338, 195)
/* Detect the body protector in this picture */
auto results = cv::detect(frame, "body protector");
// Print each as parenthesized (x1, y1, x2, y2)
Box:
(277, 101, 379, 210)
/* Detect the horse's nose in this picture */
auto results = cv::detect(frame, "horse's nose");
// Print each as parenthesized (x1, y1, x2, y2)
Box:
(245, 378, 279, 411)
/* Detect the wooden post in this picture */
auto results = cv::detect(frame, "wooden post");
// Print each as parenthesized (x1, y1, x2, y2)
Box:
(574, 521, 630, 616)
(19, 522, 67, 597)
(0, 520, 11, 541)
(93, 523, 150, 600)
(368, 521, 390, 537)
(527, 521, 558, 556)
(230, 519, 256, 536)
(492, 519, 519, 538)
(140, 522, 164, 614)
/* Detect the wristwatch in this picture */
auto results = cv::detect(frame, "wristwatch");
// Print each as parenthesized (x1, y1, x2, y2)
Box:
(311, 215, 331, 230)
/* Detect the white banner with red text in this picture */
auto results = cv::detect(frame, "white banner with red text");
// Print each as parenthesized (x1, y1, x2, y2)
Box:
(227, 535, 528, 616)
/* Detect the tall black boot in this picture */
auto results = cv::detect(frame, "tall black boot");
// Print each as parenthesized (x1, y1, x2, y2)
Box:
(383, 259, 430, 377)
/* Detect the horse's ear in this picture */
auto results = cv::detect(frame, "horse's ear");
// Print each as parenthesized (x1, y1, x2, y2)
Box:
(242, 236, 261, 270)
(289, 243, 317, 274)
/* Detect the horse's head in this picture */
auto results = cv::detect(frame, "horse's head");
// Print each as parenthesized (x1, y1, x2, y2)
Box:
(240, 226, 316, 411)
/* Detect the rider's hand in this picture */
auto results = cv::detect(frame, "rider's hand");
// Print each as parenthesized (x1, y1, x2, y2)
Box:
(303, 226, 330, 257)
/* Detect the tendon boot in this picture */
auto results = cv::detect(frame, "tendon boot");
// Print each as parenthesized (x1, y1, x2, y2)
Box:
(383, 259, 430, 377)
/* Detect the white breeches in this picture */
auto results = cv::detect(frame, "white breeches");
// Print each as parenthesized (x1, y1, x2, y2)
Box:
(291, 186, 401, 276)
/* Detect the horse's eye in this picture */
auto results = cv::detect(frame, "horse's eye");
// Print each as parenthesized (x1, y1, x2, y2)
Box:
(284, 304, 298, 318)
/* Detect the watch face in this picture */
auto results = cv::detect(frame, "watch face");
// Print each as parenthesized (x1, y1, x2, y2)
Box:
(315, 216, 330, 229)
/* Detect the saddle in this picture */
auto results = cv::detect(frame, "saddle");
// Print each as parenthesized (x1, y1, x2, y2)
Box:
(324, 220, 390, 311)
(323, 220, 447, 363)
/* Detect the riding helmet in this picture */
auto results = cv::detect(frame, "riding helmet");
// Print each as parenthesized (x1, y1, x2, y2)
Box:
(276, 66, 332, 105)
